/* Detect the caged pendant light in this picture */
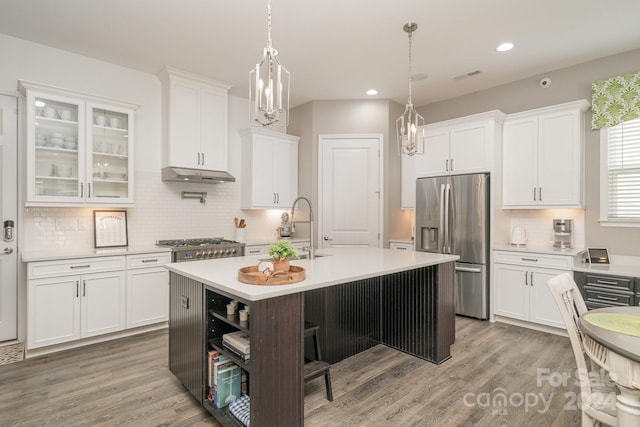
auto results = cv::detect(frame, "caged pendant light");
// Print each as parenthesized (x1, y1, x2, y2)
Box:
(396, 23, 424, 156)
(250, 0, 289, 128)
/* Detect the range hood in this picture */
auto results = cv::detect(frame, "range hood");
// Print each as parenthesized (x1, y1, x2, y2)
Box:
(161, 167, 235, 183)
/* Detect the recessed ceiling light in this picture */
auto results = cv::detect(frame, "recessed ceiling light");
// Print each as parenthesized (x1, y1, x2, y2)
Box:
(366, 89, 378, 96)
(496, 42, 514, 52)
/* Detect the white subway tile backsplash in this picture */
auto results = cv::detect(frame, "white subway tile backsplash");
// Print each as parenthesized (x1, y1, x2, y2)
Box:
(22, 171, 283, 251)
(509, 209, 585, 249)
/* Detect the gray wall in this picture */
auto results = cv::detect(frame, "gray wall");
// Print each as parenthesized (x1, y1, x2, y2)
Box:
(290, 99, 398, 247)
(417, 48, 640, 256)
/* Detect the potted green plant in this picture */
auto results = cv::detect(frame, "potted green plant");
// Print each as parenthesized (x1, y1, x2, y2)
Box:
(267, 240, 299, 272)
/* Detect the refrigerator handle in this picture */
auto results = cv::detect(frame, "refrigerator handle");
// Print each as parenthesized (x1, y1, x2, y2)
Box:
(444, 183, 451, 253)
(439, 183, 446, 253)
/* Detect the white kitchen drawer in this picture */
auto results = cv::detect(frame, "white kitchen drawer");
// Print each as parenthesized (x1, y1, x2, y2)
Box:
(493, 250, 573, 270)
(126, 252, 172, 269)
(245, 245, 266, 256)
(28, 256, 126, 279)
(390, 242, 414, 251)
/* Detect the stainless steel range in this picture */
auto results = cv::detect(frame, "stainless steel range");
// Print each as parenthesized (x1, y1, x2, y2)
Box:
(157, 237, 245, 262)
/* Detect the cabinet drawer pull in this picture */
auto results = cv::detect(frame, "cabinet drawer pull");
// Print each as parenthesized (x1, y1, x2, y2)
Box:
(142, 259, 159, 263)
(521, 257, 538, 262)
(596, 279, 618, 286)
(525, 271, 528, 286)
(76, 281, 79, 298)
(248, 249, 261, 254)
(533, 187, 536, 201)
(596, 295, 619, 301)
(70, 264, 91, 269)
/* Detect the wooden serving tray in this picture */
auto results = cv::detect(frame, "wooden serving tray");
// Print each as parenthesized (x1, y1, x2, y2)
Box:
(238, 265, 306, 286)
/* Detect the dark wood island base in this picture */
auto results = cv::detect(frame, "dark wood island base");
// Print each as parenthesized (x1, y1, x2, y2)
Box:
(169, 261, 455, 427)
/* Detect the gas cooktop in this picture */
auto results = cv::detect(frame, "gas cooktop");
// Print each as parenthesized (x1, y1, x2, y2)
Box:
(157, 237, 244, 262)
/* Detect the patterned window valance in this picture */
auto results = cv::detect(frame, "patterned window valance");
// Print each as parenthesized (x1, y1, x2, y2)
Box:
(592, 71, 640, 129)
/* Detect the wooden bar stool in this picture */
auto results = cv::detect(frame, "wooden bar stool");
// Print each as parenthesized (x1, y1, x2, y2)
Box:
(303, 321, 333, 401)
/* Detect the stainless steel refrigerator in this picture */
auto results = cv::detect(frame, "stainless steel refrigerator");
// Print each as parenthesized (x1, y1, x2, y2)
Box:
(415, 173, 489, 319)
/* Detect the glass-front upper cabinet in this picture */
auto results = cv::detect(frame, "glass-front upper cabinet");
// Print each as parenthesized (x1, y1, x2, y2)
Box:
(27, 92, 85, 201)
(87, 102, 133, 202)
(20, 81, 136, 206)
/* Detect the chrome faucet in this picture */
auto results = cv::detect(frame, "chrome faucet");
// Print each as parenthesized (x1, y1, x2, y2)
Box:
(290, 196, 315, 260)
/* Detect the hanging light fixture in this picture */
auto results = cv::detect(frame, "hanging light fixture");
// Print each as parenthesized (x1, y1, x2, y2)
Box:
(397, 23, 424, 156)
(250, 0, 289, 128)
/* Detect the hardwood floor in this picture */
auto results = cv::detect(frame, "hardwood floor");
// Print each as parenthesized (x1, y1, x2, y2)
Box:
(0, 317, 581, 426)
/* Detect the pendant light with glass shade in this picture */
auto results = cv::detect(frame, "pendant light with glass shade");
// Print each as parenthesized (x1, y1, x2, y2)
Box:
(396, 23, 424, 156)
(250, 0, 289, 128)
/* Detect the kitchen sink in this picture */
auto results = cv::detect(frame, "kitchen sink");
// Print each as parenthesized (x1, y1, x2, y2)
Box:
(297, 253, 330, 259)
(258, 253, 330, 262)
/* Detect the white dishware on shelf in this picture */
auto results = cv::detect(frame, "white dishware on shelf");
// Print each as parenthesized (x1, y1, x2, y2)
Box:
(48, 137, 64, 148)
(43, 107, 56, 118)
(55, 164, 72, 177)
(63, 136, 76, 142)
(35, 138, 47, 147)
(63, 141, 77, 150)
(57, 109, 71, 120)
(95, 115, 107, 126)
(108, 117, 122, 128)
(94, 141, 104, 152)
(49, 132, 64, 139)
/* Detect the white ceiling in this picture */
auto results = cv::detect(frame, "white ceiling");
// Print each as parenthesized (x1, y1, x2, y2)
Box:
(1, 0, 640, 108)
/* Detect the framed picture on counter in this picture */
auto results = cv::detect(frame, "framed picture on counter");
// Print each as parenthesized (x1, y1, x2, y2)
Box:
(94, 210, 128, 248)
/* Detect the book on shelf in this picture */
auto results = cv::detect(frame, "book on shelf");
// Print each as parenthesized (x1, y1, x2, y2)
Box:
(223, 341, 250, 361)
(222, 331, 250, 354)
(214, 363, 241, 409)
(207, 352, 228, 401)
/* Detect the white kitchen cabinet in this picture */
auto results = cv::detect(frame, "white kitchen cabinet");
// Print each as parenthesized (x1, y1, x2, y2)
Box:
(27, 256, 127, 349)
(414, 111, 505, 178)
(126, 253, 171, 328)
(390, 241, 414, 251)
(402, 111, 504, 208)
(20, 81, 136, 206)
(245, 244, 267, 256)
(240, 128, 299, 209)
(493, 250, 572, 330)
(502, 100, 590, 208)
(158, 67, 231, 171)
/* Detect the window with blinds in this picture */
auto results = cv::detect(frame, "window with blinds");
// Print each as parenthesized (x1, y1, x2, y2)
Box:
(601, 117, 640, 223)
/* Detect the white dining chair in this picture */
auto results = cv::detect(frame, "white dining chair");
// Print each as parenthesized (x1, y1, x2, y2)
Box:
(547, 273, 618, 427)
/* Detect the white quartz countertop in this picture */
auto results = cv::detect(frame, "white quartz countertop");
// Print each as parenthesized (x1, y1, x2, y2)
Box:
(165, 247, 459, 301)
(493, 244, 585, 257)
(22, 245, 171, 262)
(573, 262, 640, 277)
(243, 237, 310, 246)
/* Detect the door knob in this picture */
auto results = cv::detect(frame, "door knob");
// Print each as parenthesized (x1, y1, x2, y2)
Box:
(323, 236, 333, 241)
(2, 247, 13, 255)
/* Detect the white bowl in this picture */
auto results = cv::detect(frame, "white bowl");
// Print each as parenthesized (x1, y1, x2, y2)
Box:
(48, 138, 64, 148)
(35, 139, 47, 147)
(56, 165, 72, 177)
(63, 136, 77, 142)
(49, 132, 64, 139)
(63, 141, 77, 150)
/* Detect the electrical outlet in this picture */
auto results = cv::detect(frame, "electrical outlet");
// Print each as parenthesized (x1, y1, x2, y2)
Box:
(78, 219, 89, 231)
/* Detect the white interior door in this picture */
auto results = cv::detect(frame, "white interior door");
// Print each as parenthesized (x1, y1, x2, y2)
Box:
(0, 94, 18, 342)
(319, 135, 381, 248)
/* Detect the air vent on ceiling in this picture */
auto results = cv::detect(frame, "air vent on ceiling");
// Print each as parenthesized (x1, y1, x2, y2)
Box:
(452, 70, 483, 81)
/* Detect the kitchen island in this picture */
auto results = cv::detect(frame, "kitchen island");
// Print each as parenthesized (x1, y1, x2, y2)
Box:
(166, 247, 458, 427)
